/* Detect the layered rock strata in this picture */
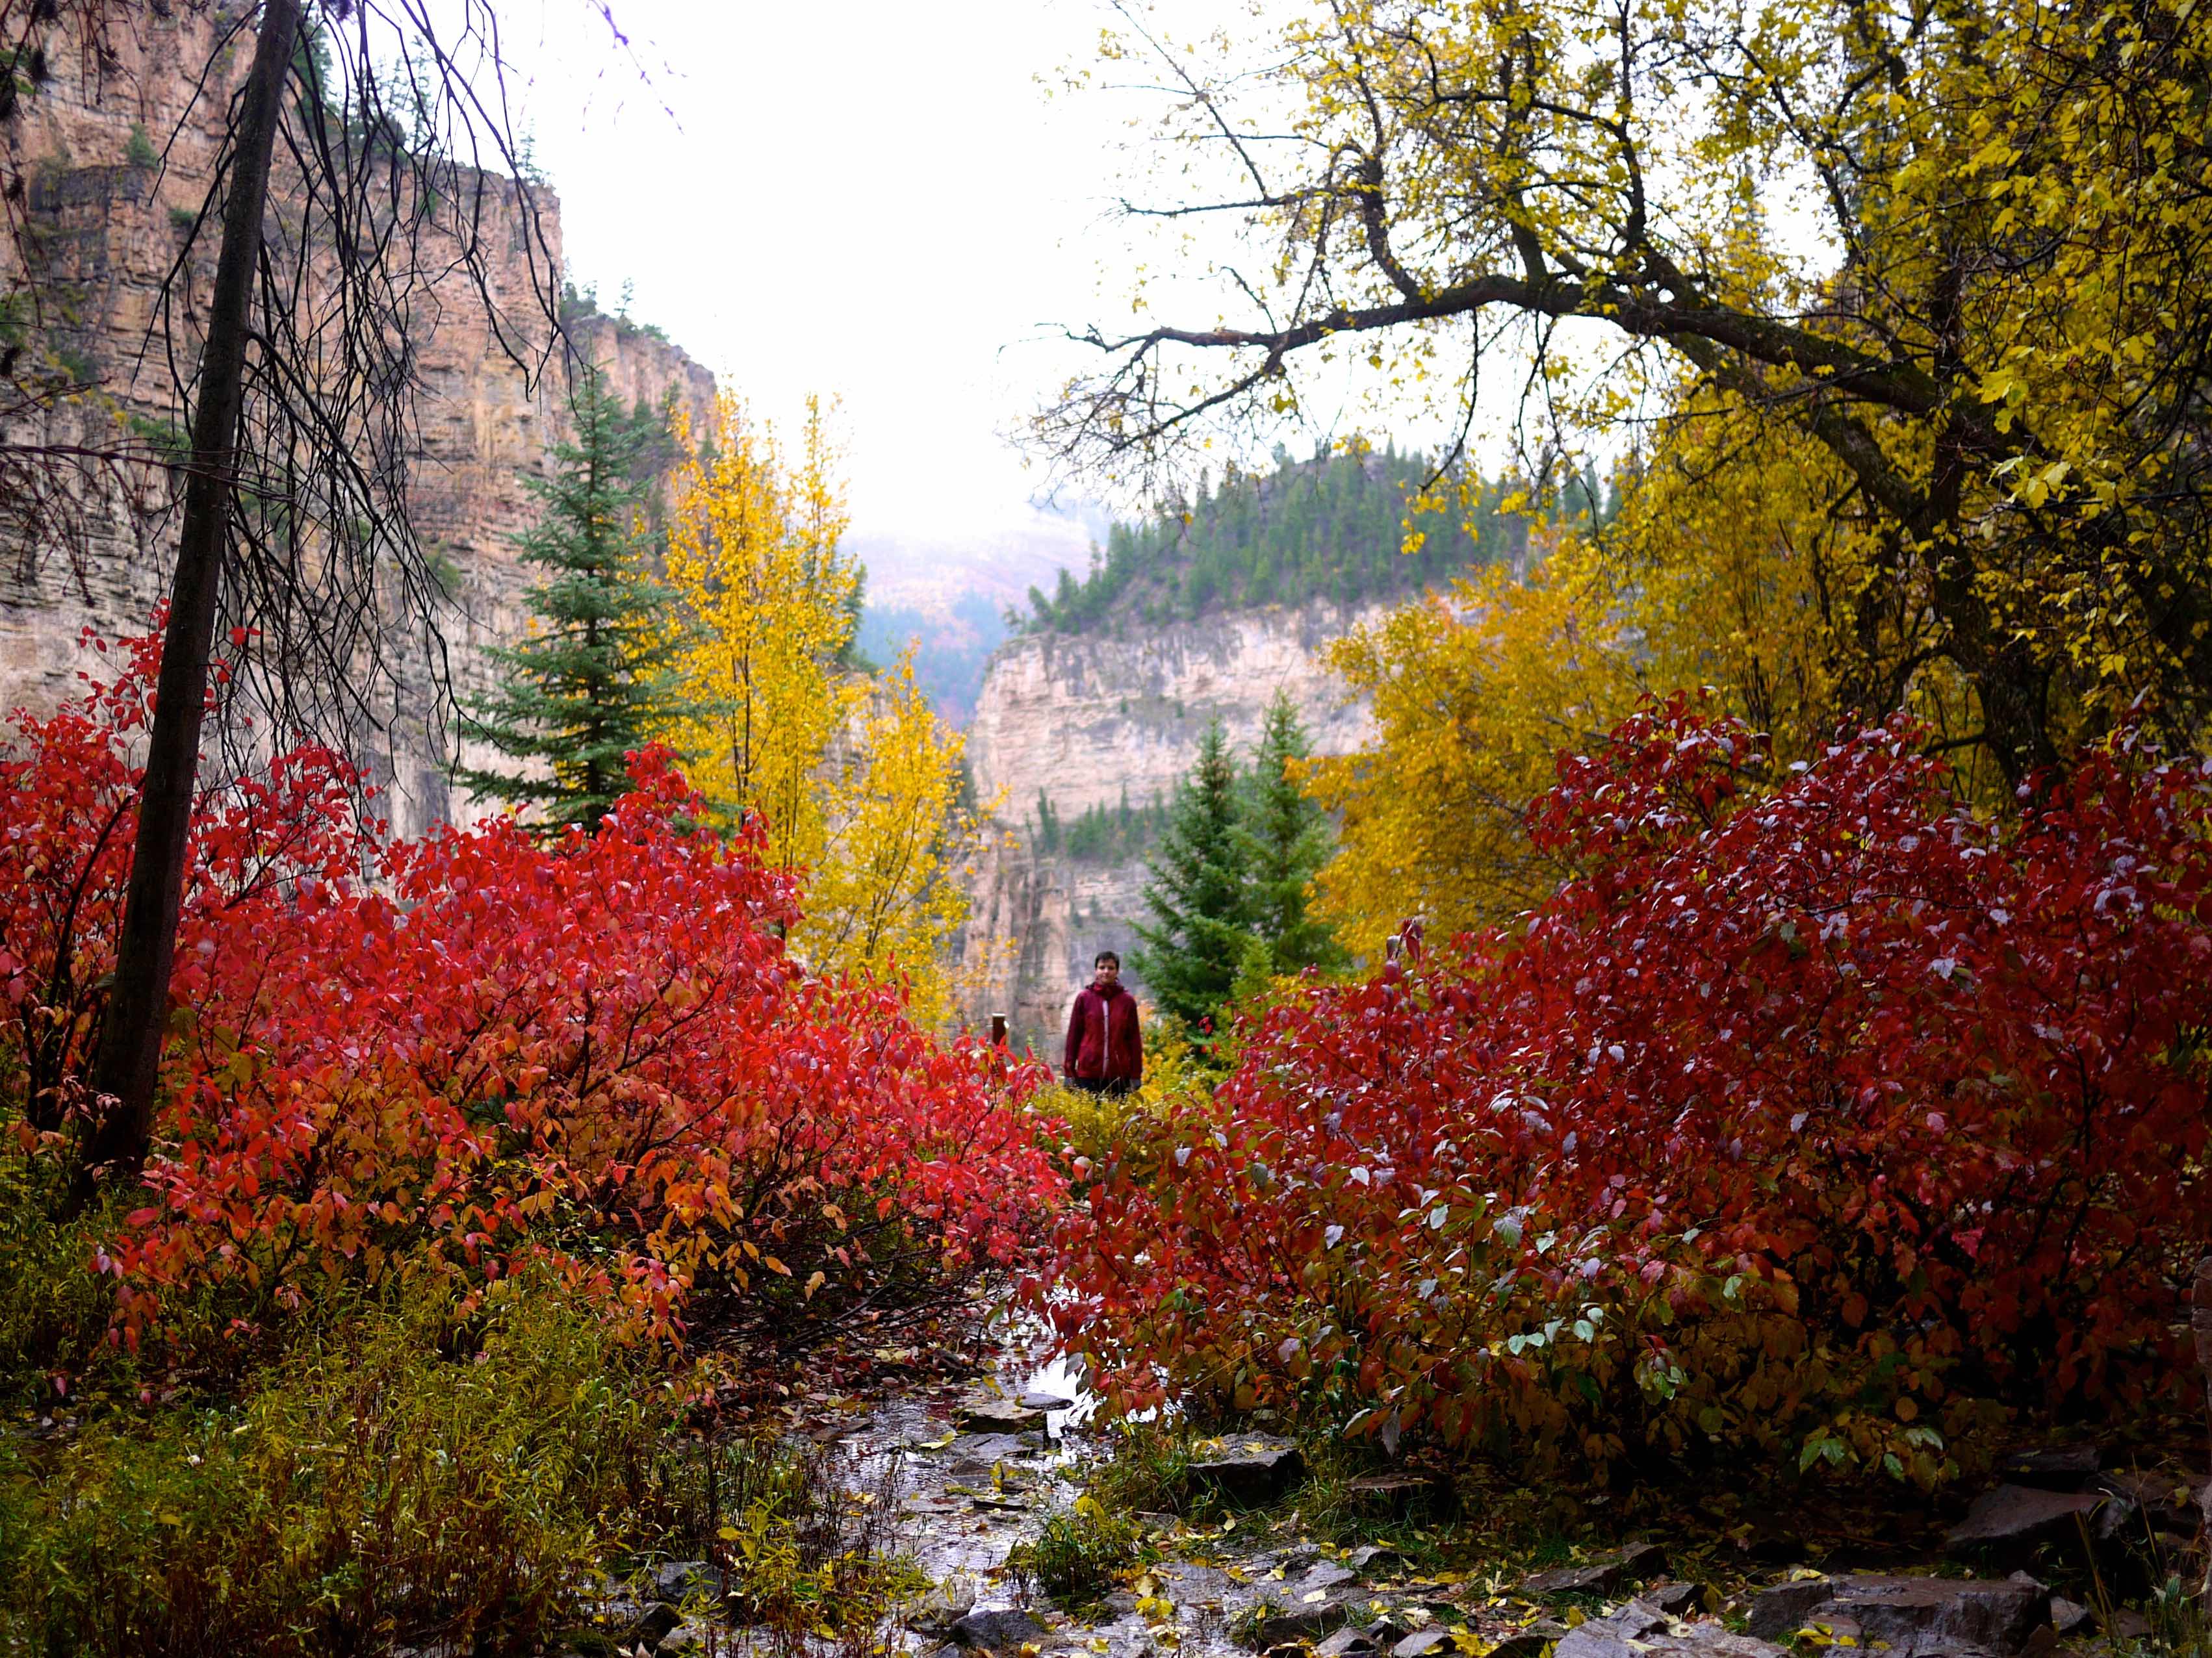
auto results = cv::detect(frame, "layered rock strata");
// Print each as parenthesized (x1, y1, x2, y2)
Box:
(957, 598, 1387, 1049)
(1, 5, 714, 836)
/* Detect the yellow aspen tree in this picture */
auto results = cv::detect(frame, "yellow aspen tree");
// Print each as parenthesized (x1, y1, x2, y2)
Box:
(657, 394, 979, 1015)
(801, 646, 984, 1024)
(1300, 542, 1640, 954)
(659, 392, 860, 873)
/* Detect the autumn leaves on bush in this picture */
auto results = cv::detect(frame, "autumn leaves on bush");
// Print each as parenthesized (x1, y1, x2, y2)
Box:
(1040, 700, 2212, 1484)
(1, 626, 1060, 1351)
(6, 634, 2209, 1485)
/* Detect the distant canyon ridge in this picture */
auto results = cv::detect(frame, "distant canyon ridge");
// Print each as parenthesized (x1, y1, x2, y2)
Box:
(955, 600, 1385, 1049)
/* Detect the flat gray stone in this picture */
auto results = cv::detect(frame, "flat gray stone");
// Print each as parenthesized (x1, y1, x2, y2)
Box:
(1192, 1435, 1308, 1506)
(1523, 1544, 1665, 1598)
(949, 1607, 1049, 1651)
(1302, 1562, 1359, 1593)
(1750, 1575, 2048, 1655)
(1018, 1390, 1075, 1411)
(1996, 1446, 2101, 1491)
(955, 1396, 1048, 1433)
(1487, 1622, 1571, 1658)
(1554, 1605, 1667, 1658)
(1946, 1485, 2128, 1555)
(1394, 1630, 1456, 1658)
(1317, 1629, 1376, 1658)
(1649, 1583, 1705, 1616)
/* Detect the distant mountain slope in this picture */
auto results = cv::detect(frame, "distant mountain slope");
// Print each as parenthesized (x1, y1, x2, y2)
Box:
(1014, 446, 1604, 636)
(854, 593, 1007, 727)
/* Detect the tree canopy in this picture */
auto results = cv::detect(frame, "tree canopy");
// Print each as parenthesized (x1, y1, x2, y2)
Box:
(1041, 0, 2212, 783)
(455, 359, 673, 832)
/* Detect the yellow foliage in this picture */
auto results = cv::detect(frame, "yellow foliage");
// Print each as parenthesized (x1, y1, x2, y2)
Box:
(656, 394, 977, 1015)
(801, 647, 983, 1025)
(1302, 543, 1638, 954)
(659, 392, 859, 869)
(1053, 0, 2212, 781)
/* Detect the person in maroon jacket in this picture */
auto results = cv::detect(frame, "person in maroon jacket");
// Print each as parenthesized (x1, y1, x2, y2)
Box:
(1063, 950, 1142, 1097)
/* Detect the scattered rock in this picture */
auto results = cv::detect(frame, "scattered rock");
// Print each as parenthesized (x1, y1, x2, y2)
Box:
(1244, 1592, 1367, 1648)
(1393, 1630, 1456, 1658)
(954, 1396, 1048, 1433)
(2094, 1469, 2207, 1523)
(1649, 1583, 1707, 1617)
(657, 1620, 717, 1655)
(1349, 1472, 1452, 1518)
(1745, 1581, 1836, 1639)
(2049, 1599, 2092, 1638)
(1946, 1485, 2133, 1558)
(1302, 1562, 1359, 1594)
(1317, 1628, 1378, 1657)
(1018, 1390, 1075, 1412)
(578, 1598, 680, 1650)
(1996, 1447, 2103, 1491)
(1523, 1544, 1666, 1598)
(643, 1560, 714, 1605)
(949, 1607, 1049, 1651)
(1192, 1435, 1308, 1506)
(1554, 1603, 1667, 1658)
(1749, 1574, 2048, 1655)
(1347, 1545, 1411, 1573)
(1485, 1621, 1572, 1658)
(2100, 1609, 2152, 1640)
(907, 1583, 979, 1636)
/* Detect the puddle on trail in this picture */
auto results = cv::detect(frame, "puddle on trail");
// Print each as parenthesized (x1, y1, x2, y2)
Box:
(825, 1340, 1326, 1658)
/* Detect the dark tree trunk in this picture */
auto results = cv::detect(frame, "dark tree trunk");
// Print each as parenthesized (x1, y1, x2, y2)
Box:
(78, 0, 303, 1196)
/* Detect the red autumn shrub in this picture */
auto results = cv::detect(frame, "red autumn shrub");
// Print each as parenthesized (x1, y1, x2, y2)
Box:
(1042, 698, 2212, 1483)
(1, 626, 1061, 1346)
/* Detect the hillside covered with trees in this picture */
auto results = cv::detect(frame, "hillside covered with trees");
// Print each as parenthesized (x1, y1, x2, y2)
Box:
(1017, 445, 1606, 634)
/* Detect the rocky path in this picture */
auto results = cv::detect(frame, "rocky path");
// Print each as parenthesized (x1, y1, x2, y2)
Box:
(570, 1335, 2207, 1658)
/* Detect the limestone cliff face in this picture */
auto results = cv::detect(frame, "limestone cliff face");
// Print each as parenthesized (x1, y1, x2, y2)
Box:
(0, 6, 714, 835)
(958, 598, 1387, 1049)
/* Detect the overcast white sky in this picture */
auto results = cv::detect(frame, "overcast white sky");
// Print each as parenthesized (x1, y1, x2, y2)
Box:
(491, 0, 1147, 602)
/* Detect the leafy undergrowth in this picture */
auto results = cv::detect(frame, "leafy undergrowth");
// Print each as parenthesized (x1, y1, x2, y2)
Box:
(0, 623, 1055, 1653)
(1, 1271, 674, 1657)
(1041, 700, 2212, 1489)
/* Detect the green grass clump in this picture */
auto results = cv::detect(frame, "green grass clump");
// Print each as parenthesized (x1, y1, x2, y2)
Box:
(1011, 1496, 1144, 1607)
(0, 1272, 674, 1658)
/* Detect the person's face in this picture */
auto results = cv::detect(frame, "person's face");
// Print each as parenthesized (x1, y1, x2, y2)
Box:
(1094, 958, 1120, 989)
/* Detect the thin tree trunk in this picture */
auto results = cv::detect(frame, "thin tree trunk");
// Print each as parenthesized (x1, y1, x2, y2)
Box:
(79, 0, 303, 1195)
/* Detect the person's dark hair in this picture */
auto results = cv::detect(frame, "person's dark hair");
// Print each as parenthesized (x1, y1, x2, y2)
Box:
(1094, 950, 1121, 969)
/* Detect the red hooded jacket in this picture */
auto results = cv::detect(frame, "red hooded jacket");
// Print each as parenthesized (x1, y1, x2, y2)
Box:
(1064, 981, 1142, 1082)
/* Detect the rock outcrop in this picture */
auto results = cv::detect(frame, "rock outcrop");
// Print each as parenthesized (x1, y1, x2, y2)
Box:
(1, 5, 714, 836)
(956, 598, 1387, 1046)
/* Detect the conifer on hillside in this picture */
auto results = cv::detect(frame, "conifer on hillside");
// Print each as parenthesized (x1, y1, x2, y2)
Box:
(1238, 691, 1344, 976)
(1133, 720, 1252, 1042)
(456, 360, 673, 831)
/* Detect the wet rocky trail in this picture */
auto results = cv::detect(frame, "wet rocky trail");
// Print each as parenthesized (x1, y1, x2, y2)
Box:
(559, 1325, 2211, 1658)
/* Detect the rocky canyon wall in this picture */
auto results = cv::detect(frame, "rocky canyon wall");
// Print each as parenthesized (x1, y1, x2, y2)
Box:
(957, 598, 1389, 1051)
(0, 5, 715, 836)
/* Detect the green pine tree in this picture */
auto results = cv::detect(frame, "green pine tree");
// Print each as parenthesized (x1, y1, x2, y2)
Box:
(1133, 720, 1252, 1041)
(455, 359, 673, 832)
(1237, 691, 1345, 976)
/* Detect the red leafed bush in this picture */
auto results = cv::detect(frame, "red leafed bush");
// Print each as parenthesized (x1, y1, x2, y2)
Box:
(1041, 698, 2212, 1483)
(2, 626, 1061, 1346)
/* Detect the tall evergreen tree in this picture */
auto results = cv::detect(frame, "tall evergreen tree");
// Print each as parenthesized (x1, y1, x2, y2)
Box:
(456, 360, 672, 832)
(1237, 691, 1344, 975)
(1133, 720, 1252, 1041)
